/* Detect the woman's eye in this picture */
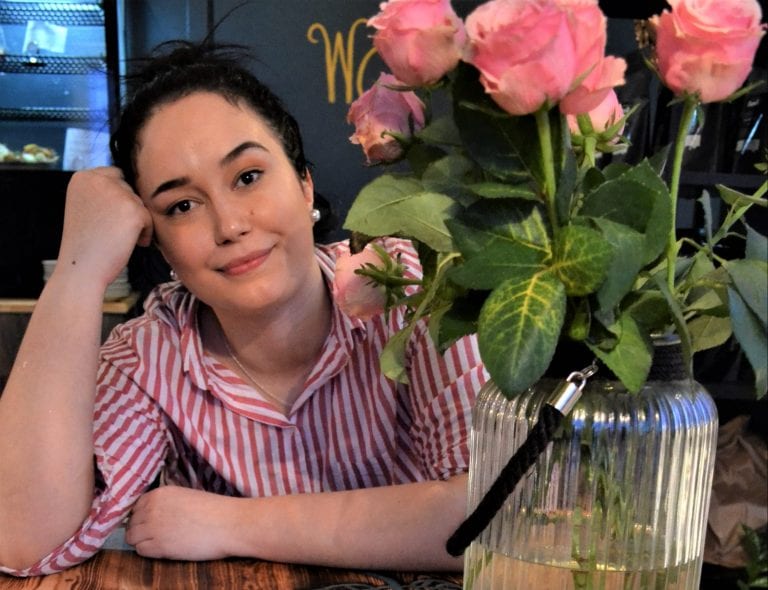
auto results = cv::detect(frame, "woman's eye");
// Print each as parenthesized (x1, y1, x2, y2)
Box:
(165, 199, 195, 216)
(236, 169, 262, 187)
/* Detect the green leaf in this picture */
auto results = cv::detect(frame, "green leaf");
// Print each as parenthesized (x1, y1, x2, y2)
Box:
(435, 291, 486, 351)
(582, 167, 605, 195)
(552, 224, 612, 296)
(421, 155, 477, 205)
(343, 175, 457, 252)
(601, 162, 632, 180)
(626, 290, 672, 334)
(688, 314, 732, 353)
(653, 273, 694, 375)
(451, 64, 528, 181)
(729, 287, 768, 398)
(725, 259, 768, 326)
(567, 298, 591, 341)
(588, 218, 645, 311)
(587, 313, 652, 393)
(447, 198, 551, 258)
(698, 190, 715, 247)
(378, 325, 413, 384)
(686, 287, 728, 315)
(405, 143, 449, 177)
(648, 144, 671, 175)
(452, 62, 562, 186)
(449, 240, 545, 289)
(478, 271, 566, 396)
(686, 251, 718, 284)
(746, 222, 768, 261)
(416, 115, 462, 147)
(718, 183, 768, 208)
(555, 148, 577, 224)
(579, 159, 671, 264)
(466, 181, 538, 200)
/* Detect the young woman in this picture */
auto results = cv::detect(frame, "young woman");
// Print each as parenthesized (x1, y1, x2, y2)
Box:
(0, 42, 485, 576)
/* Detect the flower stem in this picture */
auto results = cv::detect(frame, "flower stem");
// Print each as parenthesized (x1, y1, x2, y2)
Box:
(535, 108, 559, 235)
(666, 96, 699, 294)
(584, 135, 598, 170)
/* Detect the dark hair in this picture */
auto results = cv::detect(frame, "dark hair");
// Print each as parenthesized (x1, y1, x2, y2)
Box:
(110, 41, 309, 189)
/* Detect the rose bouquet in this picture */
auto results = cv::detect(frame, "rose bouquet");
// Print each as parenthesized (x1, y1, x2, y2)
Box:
(343, 0, 767, 399)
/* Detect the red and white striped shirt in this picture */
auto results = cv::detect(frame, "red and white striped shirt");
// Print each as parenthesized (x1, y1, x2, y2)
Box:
(5, 238, 486, 576)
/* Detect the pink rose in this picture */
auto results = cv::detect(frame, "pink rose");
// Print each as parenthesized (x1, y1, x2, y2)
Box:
(566, 89, 625, 137)
(555, 0, 625, 114)
(560, 56, 627, 114)
(333, 245, 387, 320)
(347, 73, 426, 164)
(650, 0, 766, 103)
(369, 0, 467, 87)
(556, 0, 608, 79)
(464, 0, 607, 115)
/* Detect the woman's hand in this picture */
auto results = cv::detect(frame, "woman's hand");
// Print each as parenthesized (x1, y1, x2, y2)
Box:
(125, 486, 237, 561)
(124, 476, 467, 570)
(56, 166, 153, 289)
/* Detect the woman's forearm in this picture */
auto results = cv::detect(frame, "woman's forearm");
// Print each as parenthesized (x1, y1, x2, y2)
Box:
(0, 272, 104, 569)
(230, 475, 468, 571)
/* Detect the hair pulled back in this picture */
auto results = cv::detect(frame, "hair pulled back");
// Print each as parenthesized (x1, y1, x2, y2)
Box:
(110, 41, 308, 189)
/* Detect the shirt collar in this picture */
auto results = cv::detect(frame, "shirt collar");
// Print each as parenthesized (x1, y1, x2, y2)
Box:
(167, 243, 370, 418)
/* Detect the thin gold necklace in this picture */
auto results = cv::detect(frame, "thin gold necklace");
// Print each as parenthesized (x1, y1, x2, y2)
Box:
(222, 337, 291, 413)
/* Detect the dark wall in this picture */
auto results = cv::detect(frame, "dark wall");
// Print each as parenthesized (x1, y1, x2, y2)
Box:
(0, 169, 70, 297)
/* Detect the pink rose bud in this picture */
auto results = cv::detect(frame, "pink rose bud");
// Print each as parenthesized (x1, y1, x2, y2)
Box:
(333, 246, 388, 320)
(650, 0, 766, 103)
(369, 0, 467, 87)
(464, 0, 580, 115)
(347, 72, 426, 164)
(566, 89, 625, 137)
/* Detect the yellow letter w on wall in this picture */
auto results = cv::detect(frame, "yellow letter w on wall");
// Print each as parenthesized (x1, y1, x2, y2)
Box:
(307, 18, 377, 105)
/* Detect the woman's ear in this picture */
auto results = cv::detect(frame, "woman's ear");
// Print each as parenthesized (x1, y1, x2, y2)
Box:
(152, 236, 170, 263)
(301, 169, 315, 209)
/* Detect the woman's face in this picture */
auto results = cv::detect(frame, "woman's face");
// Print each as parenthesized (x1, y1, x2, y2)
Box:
(134, 91, 316, 316)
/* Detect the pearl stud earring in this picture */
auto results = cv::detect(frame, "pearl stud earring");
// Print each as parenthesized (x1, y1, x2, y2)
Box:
(310, 208, 321, 223)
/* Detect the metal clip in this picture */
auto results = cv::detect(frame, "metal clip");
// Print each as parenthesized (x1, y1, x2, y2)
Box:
(547, 361, 598, 416)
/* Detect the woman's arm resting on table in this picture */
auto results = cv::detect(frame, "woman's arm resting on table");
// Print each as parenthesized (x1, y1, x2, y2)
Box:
(126, 475, 469, 571)
(0, 168, 153, 570)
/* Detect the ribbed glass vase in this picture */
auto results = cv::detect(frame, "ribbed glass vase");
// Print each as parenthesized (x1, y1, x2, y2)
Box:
(463, 346, 718, 589)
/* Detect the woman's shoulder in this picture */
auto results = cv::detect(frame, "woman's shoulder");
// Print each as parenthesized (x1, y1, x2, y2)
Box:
(101, 282, 196, 352)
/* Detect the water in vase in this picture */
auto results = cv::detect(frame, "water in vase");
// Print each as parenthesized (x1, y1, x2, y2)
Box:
(465, 545, 699, 590)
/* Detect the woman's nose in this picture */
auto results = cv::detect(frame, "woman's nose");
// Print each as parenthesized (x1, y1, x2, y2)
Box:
(211, 199, 252, 244)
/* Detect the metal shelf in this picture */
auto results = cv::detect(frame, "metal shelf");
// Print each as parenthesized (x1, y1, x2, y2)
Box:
(0, 2, 104, 27)
(680, 171, 766, 191)
(0, 54, 106, 75)
(0, 106, 105, 122)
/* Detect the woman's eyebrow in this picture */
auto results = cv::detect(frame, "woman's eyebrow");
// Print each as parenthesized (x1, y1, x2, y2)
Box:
(150, 177, 190, 200)
(220, 141, 269, 167)
(149, 141, 269, 199)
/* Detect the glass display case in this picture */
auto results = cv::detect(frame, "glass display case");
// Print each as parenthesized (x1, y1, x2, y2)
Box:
(0, 0, 119, 169)
(0, 0, 119, 297)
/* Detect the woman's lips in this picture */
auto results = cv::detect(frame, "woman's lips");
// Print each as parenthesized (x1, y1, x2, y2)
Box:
(220, 248, 272, 276)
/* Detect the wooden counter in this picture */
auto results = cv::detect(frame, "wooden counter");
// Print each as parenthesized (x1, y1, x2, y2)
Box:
(0, 549, 463, 589)
(0, 292, 140, 314)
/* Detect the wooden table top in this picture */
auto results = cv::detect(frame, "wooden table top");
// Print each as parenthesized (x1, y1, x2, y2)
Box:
(0, 550, 463, 589)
